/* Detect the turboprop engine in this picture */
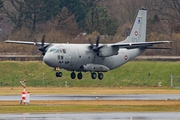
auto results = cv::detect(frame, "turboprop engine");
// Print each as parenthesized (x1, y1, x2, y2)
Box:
(98, 45, 119, 57)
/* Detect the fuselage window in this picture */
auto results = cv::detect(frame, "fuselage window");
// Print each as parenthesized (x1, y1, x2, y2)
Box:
(61, 56, 64, 60)
(58, 55, 60, 60)
(63, 49, 66, 54)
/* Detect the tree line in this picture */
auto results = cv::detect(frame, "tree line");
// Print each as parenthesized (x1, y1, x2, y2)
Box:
(2, 0, 118, 36)
(0, 0, 180, 55)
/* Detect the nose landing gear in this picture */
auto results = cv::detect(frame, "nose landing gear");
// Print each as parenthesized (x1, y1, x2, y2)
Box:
(56, 71, 62, 77)
(55, 67, 62, 77)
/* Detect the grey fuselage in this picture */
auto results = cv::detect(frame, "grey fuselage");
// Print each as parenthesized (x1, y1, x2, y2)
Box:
(43, 44, 145, 72)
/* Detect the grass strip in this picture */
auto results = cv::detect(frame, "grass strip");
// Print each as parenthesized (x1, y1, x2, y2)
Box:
(0, 100, 180, 113)
(0, 87, 180, 95)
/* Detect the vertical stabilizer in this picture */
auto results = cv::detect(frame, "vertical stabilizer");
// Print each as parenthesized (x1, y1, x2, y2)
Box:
(123, 8, 147, 43)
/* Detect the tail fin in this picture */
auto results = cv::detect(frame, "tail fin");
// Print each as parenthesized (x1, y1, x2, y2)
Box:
(123, 8, 147, 43)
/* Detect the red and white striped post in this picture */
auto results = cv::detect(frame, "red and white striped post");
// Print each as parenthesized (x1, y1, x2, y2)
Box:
(20, 79, 30, 105)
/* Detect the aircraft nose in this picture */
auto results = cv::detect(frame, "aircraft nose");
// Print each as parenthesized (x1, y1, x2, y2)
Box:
(43, 53, 53, 66)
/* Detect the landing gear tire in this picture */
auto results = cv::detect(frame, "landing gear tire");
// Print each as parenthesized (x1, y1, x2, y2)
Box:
(91, 72, 97, 79)
(56, 72, 62, 77)
(71, 72, 76, 79)
(77, 73, 83, 80)
(98, 73, 103, 80)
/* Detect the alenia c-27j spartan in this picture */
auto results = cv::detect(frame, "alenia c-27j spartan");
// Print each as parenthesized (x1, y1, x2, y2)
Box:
(5, 8, 171, 80)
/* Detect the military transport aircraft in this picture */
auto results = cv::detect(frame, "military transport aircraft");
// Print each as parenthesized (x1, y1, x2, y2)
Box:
(5, 8, 171, 80)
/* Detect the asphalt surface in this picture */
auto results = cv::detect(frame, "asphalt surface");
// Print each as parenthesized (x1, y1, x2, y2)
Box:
(0, 112, 180, 120)
(0, 94, 180, 100)
(0, 94, 180, 120)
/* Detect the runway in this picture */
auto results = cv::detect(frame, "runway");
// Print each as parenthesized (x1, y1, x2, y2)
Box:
(0, 94, 180, 100)
(0, 94, 180, 120)
(0, 112, 180, 120)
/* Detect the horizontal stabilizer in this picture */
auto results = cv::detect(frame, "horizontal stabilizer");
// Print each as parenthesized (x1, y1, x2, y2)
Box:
(112, 41, 172, 49)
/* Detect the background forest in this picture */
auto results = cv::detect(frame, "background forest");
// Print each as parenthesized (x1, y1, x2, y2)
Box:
(0, 0, 179, 56)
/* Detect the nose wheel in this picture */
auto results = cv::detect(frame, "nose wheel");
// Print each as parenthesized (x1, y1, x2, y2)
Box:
(56, 72, 62, 77)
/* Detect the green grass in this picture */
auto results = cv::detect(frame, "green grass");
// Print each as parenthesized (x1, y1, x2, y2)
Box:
(0, 104, 180, 113)
(1, 101, 180, 113)
(0, 61, 179, 87)
(0, 105, 163, 113)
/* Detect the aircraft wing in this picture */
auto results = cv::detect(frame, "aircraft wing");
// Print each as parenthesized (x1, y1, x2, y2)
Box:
(112, 41, 172, 49)
(5, 40, 50, 46)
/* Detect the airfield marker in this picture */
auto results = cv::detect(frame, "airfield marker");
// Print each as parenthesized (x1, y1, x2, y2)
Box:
(20, 79, 30, 105)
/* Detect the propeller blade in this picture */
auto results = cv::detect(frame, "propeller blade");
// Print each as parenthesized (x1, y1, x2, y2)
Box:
(41, 35, 45, 46)
(38, 35, 50, 56)
(88, 36, 101, 52)
(96, 36, 100, 47)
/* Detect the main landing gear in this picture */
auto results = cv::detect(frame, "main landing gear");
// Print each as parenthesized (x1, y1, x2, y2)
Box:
(55, 67, 104, 80)
(56, 71, 103, 80)
(70, 72, 103, 80)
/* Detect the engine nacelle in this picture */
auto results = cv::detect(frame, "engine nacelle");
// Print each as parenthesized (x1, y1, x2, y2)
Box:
(98, 45, 119, 57)
(80, 64, 110, 72)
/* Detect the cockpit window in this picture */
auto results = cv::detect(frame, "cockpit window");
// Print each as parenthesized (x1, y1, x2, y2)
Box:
(48, 49, 59, 53)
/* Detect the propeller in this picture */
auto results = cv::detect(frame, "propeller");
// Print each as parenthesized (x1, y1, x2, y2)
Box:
(35, 35, 51, 56)
(88, 36, 101, 52)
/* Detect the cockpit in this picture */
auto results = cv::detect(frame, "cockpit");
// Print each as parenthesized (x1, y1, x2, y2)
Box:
(47, 48, 66, 54)
(43, 46, 68, 67)
(48, 48, 59, 53)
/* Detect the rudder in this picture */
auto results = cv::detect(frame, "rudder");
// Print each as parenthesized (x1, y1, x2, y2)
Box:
(123, 8, 147, 43)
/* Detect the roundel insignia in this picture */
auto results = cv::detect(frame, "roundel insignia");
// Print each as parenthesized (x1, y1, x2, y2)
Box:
(124, 55, 128, 60)
(134, 31, 138, 36)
